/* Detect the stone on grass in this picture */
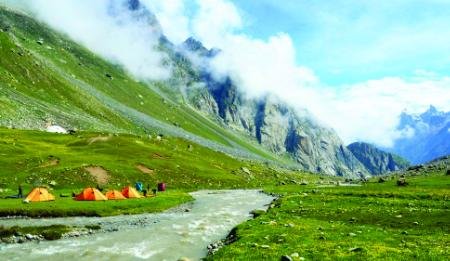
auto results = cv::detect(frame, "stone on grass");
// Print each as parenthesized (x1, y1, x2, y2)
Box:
(397, 178, 408, 186)
(281, 255, 293, 261)
(349, 247, 363, 252)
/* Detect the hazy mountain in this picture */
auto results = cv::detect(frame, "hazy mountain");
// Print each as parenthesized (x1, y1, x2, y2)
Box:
(392, 106, 450, 164)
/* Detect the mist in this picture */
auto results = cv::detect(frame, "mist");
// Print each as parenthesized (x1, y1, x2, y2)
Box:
(0, 0, 170, 81)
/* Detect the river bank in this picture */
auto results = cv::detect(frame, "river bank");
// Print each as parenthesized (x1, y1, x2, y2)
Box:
(0, 190, 274, 260)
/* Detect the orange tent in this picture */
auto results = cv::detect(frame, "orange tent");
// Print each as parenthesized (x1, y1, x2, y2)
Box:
(25, 187, 55, 202)
(75, 187, 107, 201)
(121, 186, 142, 199)
(105, 190, 126, 200)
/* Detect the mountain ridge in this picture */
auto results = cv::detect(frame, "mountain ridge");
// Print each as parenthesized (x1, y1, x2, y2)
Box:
(348, 142, 409, 175)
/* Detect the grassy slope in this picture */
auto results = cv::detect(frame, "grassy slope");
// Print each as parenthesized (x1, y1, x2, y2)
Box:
(209, 172, 449, 260)
(0, 128, 320, 216)
(0, 7, 278, 162)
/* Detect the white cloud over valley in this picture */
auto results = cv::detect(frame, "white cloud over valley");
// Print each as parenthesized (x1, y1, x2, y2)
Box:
(1, 0, 449, 147)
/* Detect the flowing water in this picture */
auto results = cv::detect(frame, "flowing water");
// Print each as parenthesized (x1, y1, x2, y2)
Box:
(0, 190, 273, 261)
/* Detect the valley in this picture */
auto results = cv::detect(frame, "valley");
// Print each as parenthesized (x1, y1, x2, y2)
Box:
(0, 1, 448, 261)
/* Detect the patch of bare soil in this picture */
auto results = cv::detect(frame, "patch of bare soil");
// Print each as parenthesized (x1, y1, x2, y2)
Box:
(151, 153, 168, 159)
(88, 136, 111, 145)
(136, 164, 154, 174)
(84, 166, 109, 185)
(40, 158, 60, 168)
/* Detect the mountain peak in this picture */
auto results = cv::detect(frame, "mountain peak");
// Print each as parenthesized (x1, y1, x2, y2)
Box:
(183, 37, 207, 52)
(127, 0, 141, 11)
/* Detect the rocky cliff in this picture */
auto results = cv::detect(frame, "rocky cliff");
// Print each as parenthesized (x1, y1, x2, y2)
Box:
(169, 38, 369, 177)
(348, 142, 409, 175)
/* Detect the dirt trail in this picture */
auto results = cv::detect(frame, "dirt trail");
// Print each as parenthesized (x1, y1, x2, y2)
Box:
(84, 166, 109, 185)
(88, 136, 111, 145)
(136, 164, 154, 174)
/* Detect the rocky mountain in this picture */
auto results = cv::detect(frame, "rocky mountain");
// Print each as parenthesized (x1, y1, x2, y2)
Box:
(0, 1, 373, 177)
(171, 37, 369, 177)
(347, 142, 409, 175)
(391, 106, 450, 164)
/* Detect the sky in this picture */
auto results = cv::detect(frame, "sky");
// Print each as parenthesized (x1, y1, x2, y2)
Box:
(1, 0, 450, 147)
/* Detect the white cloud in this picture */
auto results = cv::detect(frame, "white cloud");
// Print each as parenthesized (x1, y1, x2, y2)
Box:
(184, 0, 450, 147)
(141, 0, 190, 44)
(192, 0, 243, 47)
(1, 0, 170, 80)
(315, 77, 450, 146)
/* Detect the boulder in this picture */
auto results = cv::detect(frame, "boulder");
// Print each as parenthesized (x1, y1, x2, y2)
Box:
(397, 178, 408, 186)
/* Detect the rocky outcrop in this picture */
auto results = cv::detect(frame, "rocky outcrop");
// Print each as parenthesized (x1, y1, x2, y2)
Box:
(348, 142, 410, 175)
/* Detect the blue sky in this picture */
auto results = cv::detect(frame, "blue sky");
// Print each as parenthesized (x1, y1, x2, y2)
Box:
(222, 0, 450, 85)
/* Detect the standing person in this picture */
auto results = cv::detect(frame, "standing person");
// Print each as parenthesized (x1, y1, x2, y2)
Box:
(18, 184, 23, 198)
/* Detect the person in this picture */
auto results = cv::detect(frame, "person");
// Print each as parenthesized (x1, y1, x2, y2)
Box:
(96, 184, 103, 192)
(18, 185, 23, 198)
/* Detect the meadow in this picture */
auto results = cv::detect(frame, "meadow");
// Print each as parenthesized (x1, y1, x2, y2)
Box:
(208, 173, 449, 260)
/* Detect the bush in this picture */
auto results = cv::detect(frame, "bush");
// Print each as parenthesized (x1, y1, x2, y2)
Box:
(41, 230, 62, 240)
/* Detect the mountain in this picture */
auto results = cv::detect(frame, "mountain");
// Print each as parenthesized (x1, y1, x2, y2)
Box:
(172, 36, 369, 177)
(347, 142, 409, 175)
(0, 2, 370, 177)
(391, 106, 450, 164)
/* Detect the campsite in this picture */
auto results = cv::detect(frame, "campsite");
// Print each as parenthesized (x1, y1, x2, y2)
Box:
(0, 0, 449, 260)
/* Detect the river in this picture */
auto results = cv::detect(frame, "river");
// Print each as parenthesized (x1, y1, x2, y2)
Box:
(0, 190, 273, 261)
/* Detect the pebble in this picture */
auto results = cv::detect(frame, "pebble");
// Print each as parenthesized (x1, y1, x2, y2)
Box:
(281, 255, 292, 261)
(349, 247, 363, 252)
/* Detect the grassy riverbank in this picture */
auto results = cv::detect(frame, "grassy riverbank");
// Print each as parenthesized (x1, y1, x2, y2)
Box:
(0, 190, 192, 217)
(0, 225, 71, 241)
(209, 172, 449, 260)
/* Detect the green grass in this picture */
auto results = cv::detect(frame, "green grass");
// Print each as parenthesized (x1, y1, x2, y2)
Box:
(0, 190, 192, 217)
(0, 128, 309, 192)
(208, 173, 449, 260)
(0, 224, 71, 240)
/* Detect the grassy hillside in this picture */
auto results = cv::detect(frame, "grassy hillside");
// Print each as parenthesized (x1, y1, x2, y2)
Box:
(0, 128, 313, 192)
(209, 172, 449, 260)
(0, 127, 326, 216)
(0, 6, 280, 163)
